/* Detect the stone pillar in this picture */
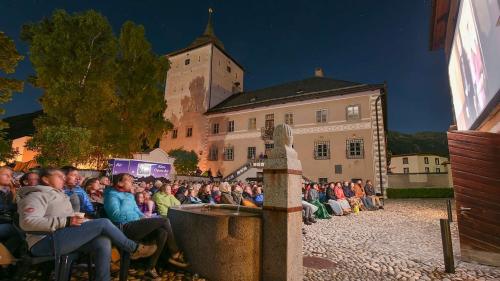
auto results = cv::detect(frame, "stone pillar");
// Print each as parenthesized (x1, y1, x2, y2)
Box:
(262, 124, 303, 281)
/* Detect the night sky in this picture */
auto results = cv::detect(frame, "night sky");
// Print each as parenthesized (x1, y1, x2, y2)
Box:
(0, 0, 452, 133)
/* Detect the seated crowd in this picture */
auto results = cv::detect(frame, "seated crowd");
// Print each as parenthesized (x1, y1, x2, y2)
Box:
(301, 180, 384, 225)
(0, 166, 266, 280)
(0, 164, 382, 280)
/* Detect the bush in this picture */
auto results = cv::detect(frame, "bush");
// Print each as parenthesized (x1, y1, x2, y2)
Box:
(387, 188, 454, 199)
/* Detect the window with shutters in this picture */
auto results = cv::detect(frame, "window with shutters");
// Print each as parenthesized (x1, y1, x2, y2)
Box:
(424, 157, 429, 164)
(346, 105, 361, 120)
(186, 127, 193, 137)
(346, 139, 364, 159)
(224, 146, 234, 161)
(248, 118, 256, 130)
(228, 120, 234, 132)
(172, 129, 178, 139)
(435, 158, 440, 165)
(208, 146, 218, 161)
(265, 114, 274, 129)
(316, 109, 327, 123)
(314, 141, 330, 160)
(212, 123, 219, 134)
(247, 147, 256, 160)
(403, 157, 408, 164)
(403, 168, 410, 174)
(318, 178, 328, 185)
(425, 167, 430, 173)
(436, 168, 441, 173)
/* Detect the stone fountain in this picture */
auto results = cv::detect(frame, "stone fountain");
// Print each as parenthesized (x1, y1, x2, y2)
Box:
(168, 124, 303, 281)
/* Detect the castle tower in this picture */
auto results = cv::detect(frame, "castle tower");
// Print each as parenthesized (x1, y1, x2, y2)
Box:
(160, 8, 244, 171)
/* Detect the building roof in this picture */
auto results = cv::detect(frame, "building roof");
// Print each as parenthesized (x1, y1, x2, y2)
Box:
(205, 76, 384, 114)
(166, 9, 244, 70)
(3, 110, 42, 140)
(188, 8, 224, 51)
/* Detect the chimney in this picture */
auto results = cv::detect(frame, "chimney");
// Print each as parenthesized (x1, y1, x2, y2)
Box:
(314, 67, 324, 77)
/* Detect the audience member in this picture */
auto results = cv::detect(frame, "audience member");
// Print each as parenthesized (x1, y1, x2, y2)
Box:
(103, 173, 188, 280)
(19, 168, 153, 281)
(364, 180, 383, 209)
(219, 182, 235, 204)
(62, 166, 94, 215)
(19, 171, 39, 187)
(152, 184, 180, 216)
(0, 167, 23, 258)
(324, 182, 344, 216)
(305, 183, 331, 219)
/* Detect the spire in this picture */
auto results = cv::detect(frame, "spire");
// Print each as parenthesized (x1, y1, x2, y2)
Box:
(203, 8, 215, 37)
(189, 7, 224, 50)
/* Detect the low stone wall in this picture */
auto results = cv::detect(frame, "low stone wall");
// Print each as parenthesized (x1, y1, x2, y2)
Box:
(168, 205, 262, 281)
(388, 173, 452, 188)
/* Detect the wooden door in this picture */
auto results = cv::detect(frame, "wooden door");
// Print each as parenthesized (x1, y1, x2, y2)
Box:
(447, 130, 500, 266)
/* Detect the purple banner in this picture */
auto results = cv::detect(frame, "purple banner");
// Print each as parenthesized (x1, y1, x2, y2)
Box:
(108, 159, 172, 180)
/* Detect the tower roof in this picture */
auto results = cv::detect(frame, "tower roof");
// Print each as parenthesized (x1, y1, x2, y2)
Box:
(188, 8, 224, 50)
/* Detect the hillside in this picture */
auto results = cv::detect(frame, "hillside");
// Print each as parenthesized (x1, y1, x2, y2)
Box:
(387, 131, 449, 157)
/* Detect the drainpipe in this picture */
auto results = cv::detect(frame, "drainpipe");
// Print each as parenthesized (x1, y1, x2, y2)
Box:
(375, 87, 386, 197)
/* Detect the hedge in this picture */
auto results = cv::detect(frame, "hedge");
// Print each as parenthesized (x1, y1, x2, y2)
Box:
(386, 188, 454, 199)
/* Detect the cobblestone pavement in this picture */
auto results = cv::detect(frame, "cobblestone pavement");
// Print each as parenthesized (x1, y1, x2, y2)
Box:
(302, 199, 500, 281)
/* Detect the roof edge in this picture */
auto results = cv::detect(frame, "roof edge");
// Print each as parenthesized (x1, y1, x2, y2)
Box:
(205, 83, 384, 115)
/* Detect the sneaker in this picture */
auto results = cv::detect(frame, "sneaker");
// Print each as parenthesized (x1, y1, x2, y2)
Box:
(131, 243, 157, 260)
(168, 252, 189, 268)
(303, 219, 312, 225)
(309, 218, 317, 223)
(144, 269, 161, 281)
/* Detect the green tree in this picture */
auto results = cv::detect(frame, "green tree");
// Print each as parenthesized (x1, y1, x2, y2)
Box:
(0, 31, 24, 162)
(107, 21, 171, 156)
(27, 125, 92, 167)
(22, 10, 171, 166)
(168, 148, 199, 175)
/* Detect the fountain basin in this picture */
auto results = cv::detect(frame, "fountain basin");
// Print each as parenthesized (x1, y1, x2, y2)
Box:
(168, 204, 262, 281)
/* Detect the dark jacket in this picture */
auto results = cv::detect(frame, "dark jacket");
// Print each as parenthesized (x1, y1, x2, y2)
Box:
(364, 184, 376, 196)
(342, 185, 355, 198)
(199, 193, 215, 204)
(325, 188, 337, 201)
(175, 187, 190, 204)
(0, 187, 15, 223)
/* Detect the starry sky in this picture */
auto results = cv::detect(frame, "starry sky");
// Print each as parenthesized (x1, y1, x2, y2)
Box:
(0, 0, 452, 133)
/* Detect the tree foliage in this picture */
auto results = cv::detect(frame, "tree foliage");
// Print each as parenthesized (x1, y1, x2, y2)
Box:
(22, 10, 171, 166)
(168, 149, 199, 175)
(27, 125, 92, 167)
(0, 31, 24, 162)
(387, 131, 449, 160)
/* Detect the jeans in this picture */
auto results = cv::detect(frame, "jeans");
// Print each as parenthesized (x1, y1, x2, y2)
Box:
(122, 217, 179, 270)
(360, 196, 374, 209)
(302, 203, 314, 220)
(31, 218, 137, 281)
(0, 223, 23, 256)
